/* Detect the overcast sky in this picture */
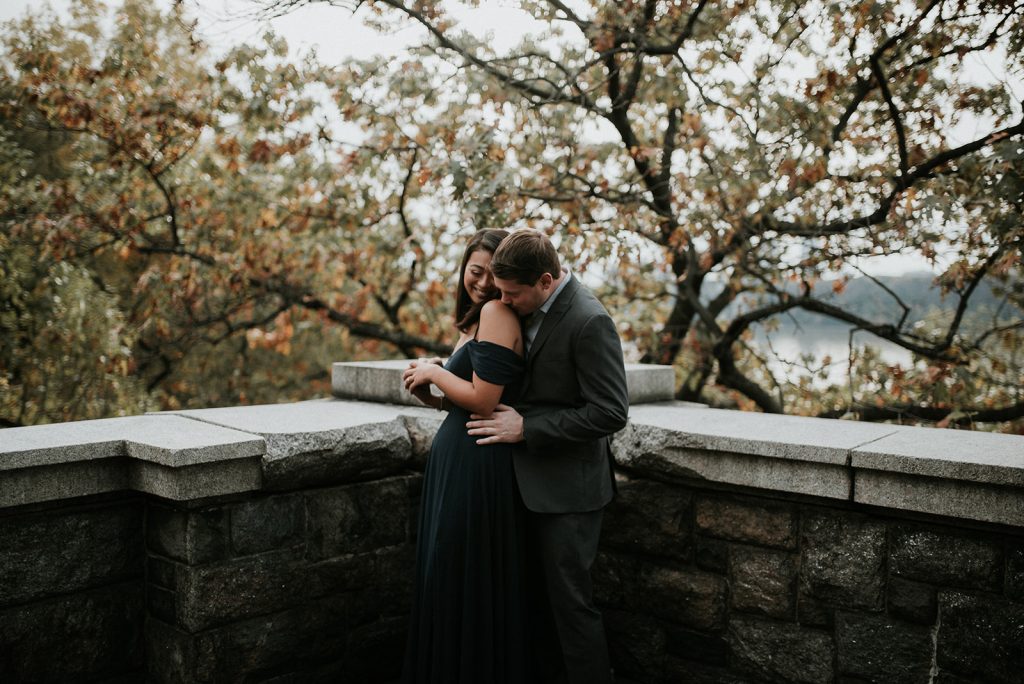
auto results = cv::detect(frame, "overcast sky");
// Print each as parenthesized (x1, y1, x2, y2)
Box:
(0, 0, 547, 62)
(5, 0, 1017, 277)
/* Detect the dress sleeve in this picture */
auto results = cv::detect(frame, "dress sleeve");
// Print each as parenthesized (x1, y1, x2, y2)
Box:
(467, 340, 525, 386)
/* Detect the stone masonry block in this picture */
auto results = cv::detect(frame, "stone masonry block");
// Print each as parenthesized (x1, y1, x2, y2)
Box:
(694, 536, 729, 574)
(190, 606, 320, 683)
(144, 618, 196, 684)
(593, 551, 633, 609)
(936, 590, 1024, 684)
(175, 548, 310, 632)
(890, 524, 1003, 591)
(0, 582, 144, 683)
(147, 555, 178, 591)
(0, 502, 143, 607)
(796, 594, 833, 628)
(730, 545, 797, 620)
(694, 494, 797, 549)
(306, 476, 414, 561)
(262, 418, 412, 491)
(602, 478, 692, 560)
(597, 551, 727, 632)
(663, 659, 753, 684)
(319, 545, 416, 622)
(230, 493, 306, 556)
(1008, 541, 1024, 601)
(933, 673, 981, 684)
(399, 412, 444, 470)
(835, 611, 934, 683)
(800, 508, 886, 610)
(147, 503, 230, 565)
(146, 557, 183, 625)
(339, 614, 409, 682)
(664, 624, 730, 667)
(295, 589, 408, 681)
(728, 617, 834, 684)
(604, 608, 667, 683)
(332, 360, 674, 406)
(887, 576, 938, 625)
(634, 564, 728, 631)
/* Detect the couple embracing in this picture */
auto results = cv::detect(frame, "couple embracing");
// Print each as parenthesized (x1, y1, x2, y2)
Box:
(401, 229, 629, 684)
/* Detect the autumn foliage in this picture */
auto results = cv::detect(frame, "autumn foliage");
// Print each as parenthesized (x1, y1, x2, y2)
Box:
(2, 0, 1022, 431)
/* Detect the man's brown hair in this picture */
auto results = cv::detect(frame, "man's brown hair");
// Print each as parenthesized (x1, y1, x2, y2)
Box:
(490, 230, 561, 285)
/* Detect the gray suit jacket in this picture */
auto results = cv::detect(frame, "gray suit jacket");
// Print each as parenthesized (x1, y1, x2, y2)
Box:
(513, 277, 629, 513)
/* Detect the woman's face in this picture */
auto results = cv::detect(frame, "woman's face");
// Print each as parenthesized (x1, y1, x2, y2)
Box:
(463, 248, 496, 304)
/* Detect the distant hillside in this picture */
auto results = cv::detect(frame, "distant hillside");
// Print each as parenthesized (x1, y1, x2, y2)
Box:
(721, 272, 1016, 330)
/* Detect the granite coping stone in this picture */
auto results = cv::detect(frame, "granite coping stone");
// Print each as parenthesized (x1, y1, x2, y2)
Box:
(332, 359, 676, 406)
(161, 399, 437, 460)
(162, 399, 420, 435)
(623, 402, 1024, 525)
(0, 416, 266, 505)
(625, 403, 900, 465)
(2, 396, 1022, 526)
(851, 427, 1024, 487)
(0, 415, 265, 470)
(854, 469, 1024, 527)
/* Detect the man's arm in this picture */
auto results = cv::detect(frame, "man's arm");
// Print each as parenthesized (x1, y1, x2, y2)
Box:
(468, 311, 628, 447)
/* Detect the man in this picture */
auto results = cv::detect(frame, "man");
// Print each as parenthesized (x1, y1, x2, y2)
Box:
(466, 229, 629, 684)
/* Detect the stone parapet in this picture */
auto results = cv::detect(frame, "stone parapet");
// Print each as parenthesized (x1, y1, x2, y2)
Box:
(0, 415, 265, 507)
(2, 397, 1021, 525)
(1, 387, 1022, 683)
(332, 359, 677, 405)
(619, 402, 1024, 527)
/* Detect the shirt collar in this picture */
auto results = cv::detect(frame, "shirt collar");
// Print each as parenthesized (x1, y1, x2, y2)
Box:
(538, 268, 571, 315)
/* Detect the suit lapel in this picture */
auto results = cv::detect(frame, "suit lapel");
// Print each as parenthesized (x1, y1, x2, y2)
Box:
(527, 277, 580, 369)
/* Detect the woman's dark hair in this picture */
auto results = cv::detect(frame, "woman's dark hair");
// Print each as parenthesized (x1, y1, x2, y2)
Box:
(455, 228, 509, 332)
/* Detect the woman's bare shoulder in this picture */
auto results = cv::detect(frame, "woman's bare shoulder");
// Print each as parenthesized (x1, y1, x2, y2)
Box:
(477, 299, 520, 341)
(480, 299, 517, 322)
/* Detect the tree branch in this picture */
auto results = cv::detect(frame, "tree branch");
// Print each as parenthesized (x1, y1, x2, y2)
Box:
(767, 117, 1024, 237)
(870, 55, 910, 178)
(818, 400, 1024, 425)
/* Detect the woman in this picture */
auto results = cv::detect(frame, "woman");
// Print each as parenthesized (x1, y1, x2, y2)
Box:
(401, 229, 531, 684)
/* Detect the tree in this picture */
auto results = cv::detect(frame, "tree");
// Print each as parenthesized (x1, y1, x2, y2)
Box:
(3, 0, 1022, 431)
(261, 0, 1024, 430)
(1, 0, 466, 425)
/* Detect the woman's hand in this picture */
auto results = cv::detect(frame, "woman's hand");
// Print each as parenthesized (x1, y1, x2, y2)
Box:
(403, 360, 439, 392)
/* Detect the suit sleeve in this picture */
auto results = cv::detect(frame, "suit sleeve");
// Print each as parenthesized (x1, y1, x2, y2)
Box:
(522, 312, 629, 451)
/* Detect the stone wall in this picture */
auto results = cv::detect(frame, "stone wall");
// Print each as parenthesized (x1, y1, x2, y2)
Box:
(596, 406, 1024, 684)
(1, 494, 146, 683)
(598, 478, 1024, 683)
(143, 477, 418, 683)
(2, 375, 1022, 683)
(1, 402, 434, 684)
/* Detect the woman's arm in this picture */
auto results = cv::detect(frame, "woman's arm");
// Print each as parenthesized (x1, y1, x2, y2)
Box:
(403, 301, 521, 415)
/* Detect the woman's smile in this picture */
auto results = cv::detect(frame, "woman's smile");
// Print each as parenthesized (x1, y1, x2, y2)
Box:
(464, 249, 496, 303)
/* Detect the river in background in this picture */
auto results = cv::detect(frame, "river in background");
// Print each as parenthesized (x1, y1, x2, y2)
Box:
(751, 321, 914, 387)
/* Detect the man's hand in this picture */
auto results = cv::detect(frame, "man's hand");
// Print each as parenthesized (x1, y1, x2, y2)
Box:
(467, 404, 524, 445)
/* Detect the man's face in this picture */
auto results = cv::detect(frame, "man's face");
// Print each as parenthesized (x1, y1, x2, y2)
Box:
(494, 273, 554, 316)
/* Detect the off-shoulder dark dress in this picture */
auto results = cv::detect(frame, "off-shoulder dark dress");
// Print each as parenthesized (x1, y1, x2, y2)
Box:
(402, 340, 530, 684)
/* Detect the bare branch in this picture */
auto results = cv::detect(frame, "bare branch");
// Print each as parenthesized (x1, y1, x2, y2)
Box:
(870, 55, 910, 178)
(818, 400, 1024, 425)
(767, 118, 1024, 237)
